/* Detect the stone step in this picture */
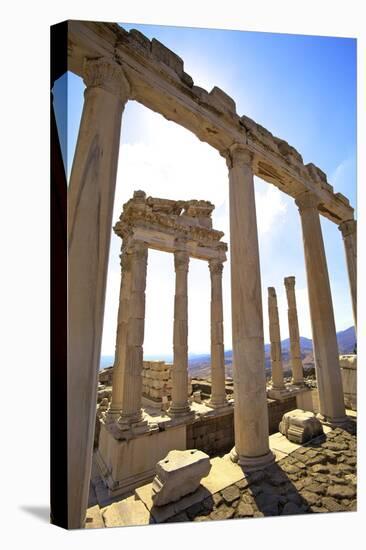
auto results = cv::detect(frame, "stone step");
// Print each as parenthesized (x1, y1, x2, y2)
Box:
(102, 496, 153, 527)
(85, 505, 105, 529)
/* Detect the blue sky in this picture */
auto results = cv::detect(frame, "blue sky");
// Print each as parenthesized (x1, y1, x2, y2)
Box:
(53, 22, 356, 356)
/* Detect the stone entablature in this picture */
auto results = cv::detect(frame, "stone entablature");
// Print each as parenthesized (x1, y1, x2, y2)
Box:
(114, 191, 227, 262)
(68, 21, 354, 225)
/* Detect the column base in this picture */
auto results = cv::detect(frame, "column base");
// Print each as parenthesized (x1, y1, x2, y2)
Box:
(206, 397, 230, 410)
(168, 403, 194, 421)
(229, 447, 275, 471)
(104, 406, 122, 424)
(267, 386, 291, 400)
(316, 413, 349, 427)
(104, 409, 160, 440)
(204, 399, 233, 411)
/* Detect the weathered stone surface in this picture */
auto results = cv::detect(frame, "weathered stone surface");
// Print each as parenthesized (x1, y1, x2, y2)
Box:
(151, 449, 211, 507)
(311, 464, 329, 474)
(209, 86, 236, 114)
(212, 493, 223, 507)
(300, 491, 319, 506)
(210, 504, 235, 521)
(85, 505, 105, 529)
(280, 409, 324, 444)
(151, 38, 184, 76)
(221, 485, 241, 504)
(193, 514, 211, 522)
(327, 485, 356, 499)
(235, 502, 254, 517)
(236, 478, 249, 490)
(281, 463, 301, 475)
(322, 497, 344, 512)
(305, 483, 327, 495)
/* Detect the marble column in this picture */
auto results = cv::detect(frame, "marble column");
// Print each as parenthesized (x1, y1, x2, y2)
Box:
(284, 276, 304, 385)
(169, 250, 192, 417)
(117, 242, 148, 428)
(338, 219, 357, 331)
(226, 144, 274, 470)
(268, 287, 285, 390)
(208, 259, 228, 408)
(296, 191, 346, 424)
(68, 57, 130, 529)
(105, 245, 132, 422)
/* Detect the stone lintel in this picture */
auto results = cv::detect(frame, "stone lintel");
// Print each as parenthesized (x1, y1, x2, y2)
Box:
(68, 21, 354, 225)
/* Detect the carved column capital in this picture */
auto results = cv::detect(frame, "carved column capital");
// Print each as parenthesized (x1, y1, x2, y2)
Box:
(83, 57, 130, 103)
(268, 286, 277, 299)
(120, 245, 132, 273)
(295, 191, 320, 212)
(225, 143, 253, 170)
(339, 219, 356, 238)
(131, 241, 148, 261)
(208, 259, 224, 276)
(174, 250, 189, 272)
(284, 276, 296, 290)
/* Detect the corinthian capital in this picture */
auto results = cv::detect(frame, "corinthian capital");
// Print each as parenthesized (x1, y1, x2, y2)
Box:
(339, 219, 356, 238)
(284, 276, 296, 290)
(295, 190, 320, 212)
(225, 143, 253, 170)
(174, 250, 189, 272)
(120, 246, 132, 273)
(209, 259, 223, 276)
(83, 57, 130, 103)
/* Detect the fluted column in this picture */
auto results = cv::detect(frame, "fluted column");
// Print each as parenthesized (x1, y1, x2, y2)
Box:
(284, 276, 304, 385)
(68, 57, 130, 528)
(105, 245, 132, 422)
(208, 259, 228, 408)
(169, 250, 192, 417)
(339, 219, 357, 331)
(226, 144, 274, 470)
(268, 287, 285, 390)
(117, 242, 148, 427)
(296, 191, 346, 424)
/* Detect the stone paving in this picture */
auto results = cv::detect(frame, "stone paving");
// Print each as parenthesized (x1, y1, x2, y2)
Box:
(166, 422, 357, 523)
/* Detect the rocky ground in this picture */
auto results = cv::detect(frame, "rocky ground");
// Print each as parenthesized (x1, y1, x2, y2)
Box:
(165, 422, 357, 522)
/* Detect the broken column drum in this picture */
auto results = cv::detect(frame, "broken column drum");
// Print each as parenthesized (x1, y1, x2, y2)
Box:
(268, 287, 285, 390)
(284, 276, 304, 385)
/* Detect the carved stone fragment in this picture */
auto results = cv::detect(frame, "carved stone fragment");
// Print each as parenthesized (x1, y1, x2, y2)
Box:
(151, 450, 211, 506)
(279, 409, 324, 444)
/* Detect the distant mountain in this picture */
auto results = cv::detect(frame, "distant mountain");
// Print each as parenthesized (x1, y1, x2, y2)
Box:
(337, 326, 356, 354)
(279, 336, 313, 352)
(100, 327, 356, 374)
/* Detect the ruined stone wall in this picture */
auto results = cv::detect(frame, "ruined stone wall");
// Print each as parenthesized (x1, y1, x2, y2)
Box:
(187, 396, 298, 456)
(142, 361, 173, 402)
(340, 354, 357, 411)
(186, 411, 234, 456)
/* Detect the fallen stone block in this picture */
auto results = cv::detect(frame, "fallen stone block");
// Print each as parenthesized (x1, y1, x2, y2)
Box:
(151, 449, 211, 507)
(279, 409, 324, 444)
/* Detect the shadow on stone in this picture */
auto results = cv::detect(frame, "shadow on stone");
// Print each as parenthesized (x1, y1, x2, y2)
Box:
(240, 462, 311, 517)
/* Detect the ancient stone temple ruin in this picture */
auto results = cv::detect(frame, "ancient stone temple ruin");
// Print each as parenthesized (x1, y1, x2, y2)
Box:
(95, 191, 232, 495)
(64, 21, 357, 528)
